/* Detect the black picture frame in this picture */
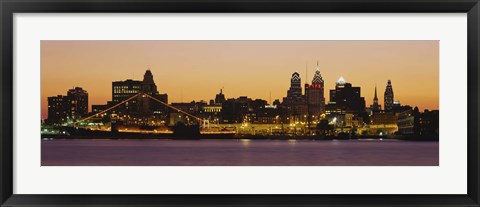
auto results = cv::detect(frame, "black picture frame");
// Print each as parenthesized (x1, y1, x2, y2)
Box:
(1, 0, 479, 206)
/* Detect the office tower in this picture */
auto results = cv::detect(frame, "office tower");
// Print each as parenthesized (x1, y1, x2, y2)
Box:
(384, 80, 394, 111)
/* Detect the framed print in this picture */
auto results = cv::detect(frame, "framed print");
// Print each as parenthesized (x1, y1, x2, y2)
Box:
(1, 0, 479, 206)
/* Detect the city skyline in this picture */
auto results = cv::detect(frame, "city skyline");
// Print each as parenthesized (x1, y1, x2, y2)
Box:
(41, 40, 439, 118)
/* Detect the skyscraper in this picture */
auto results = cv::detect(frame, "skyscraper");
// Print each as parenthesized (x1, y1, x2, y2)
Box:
(47, 87, 88, 123)
(140, 70, 158, 94)
(327, 76, 366, 114)
(112, 79, 141, 103)
(136, 69, 168, 115)
(47, 95, 67, 123)
(305, 62, 326, 119)
(66, 87, 89, 119)
(286, 72, 303, 102)
(370, 84, 381, 113)
(281, 72, 307, 123)
(384, 80, 394, 111)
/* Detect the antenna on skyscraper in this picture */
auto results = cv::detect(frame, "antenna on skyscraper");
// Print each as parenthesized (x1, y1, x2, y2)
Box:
(305, 63, 308, 85)
(269, 91, 272, 104)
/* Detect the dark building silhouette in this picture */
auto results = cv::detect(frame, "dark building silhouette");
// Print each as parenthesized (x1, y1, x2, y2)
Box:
(281, 72, 307, 123)
(397, 107, 439, 139)
(66, 87, 89, 119)
(284, 72, 303, 103)
(384, 80, 394, 111)
(112, 79, 142, 114)
(140, 70, 157, 93)
(136, 70, 168, 116)
(255, 104, 280, 124)
(397, 107, 420, 135)
(171, 101, 207, 116)
(92, 102, 113, 113)
(47, 87, 88, 123)
(108, 70, 168, 117)
(327, 76, 366, 114)
(418, 109, 439, 137)
(47, 95, 67, 123)
(88, 69, 169, 126)
(215, 89, 226, 105)
(305, 62, 326, 120)
(273, 99, 281, 106)
(221, 98, 249, 123)
(390, 101, 412, 114)
(112, 79, 141, 103)
(369, 84, 381, 113)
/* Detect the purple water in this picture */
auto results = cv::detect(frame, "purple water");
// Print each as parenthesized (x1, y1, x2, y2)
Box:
(41, 139, 439, 166)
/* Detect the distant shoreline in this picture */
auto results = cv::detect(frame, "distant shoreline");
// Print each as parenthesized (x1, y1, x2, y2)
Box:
(41, 134, 439, 141)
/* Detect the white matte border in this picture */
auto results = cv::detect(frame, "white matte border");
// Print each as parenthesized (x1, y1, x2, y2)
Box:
(13, 13, 467, 194)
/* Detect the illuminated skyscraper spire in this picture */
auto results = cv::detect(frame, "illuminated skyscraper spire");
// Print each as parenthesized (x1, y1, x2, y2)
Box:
(305, 63, 308, 85)
(384, 80, 394, 111)
(312, 61, 324, 84)
(286, 72, 303, 102)
(305, 60, 326, 118)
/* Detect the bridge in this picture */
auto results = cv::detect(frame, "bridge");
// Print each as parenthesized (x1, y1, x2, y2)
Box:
(73, 92, 222, 132)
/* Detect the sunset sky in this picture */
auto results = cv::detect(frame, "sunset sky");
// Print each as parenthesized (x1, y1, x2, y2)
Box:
(41, 41, 438, 118)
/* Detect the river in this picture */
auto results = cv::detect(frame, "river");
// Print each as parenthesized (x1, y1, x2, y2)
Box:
(41, 139, 438, 166)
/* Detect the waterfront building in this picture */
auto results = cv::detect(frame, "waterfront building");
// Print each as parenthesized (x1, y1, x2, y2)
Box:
(315, 119, 335, 136)
(384, 80, 394, 112)
(397, 108, 420, 135)
(203, 105, 222, 124)
(397, 108, 439, 138)
(47, 95, 67, 123)
(418, 109, 439, 137)
(66, 87, 89, 119)
(368, 113, 398, 135)
(169, 112, 188, 126)
(47, 87, 89, 123)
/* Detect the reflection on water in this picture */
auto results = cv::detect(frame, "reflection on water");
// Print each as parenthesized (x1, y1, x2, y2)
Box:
(41, 139, 439, 166)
